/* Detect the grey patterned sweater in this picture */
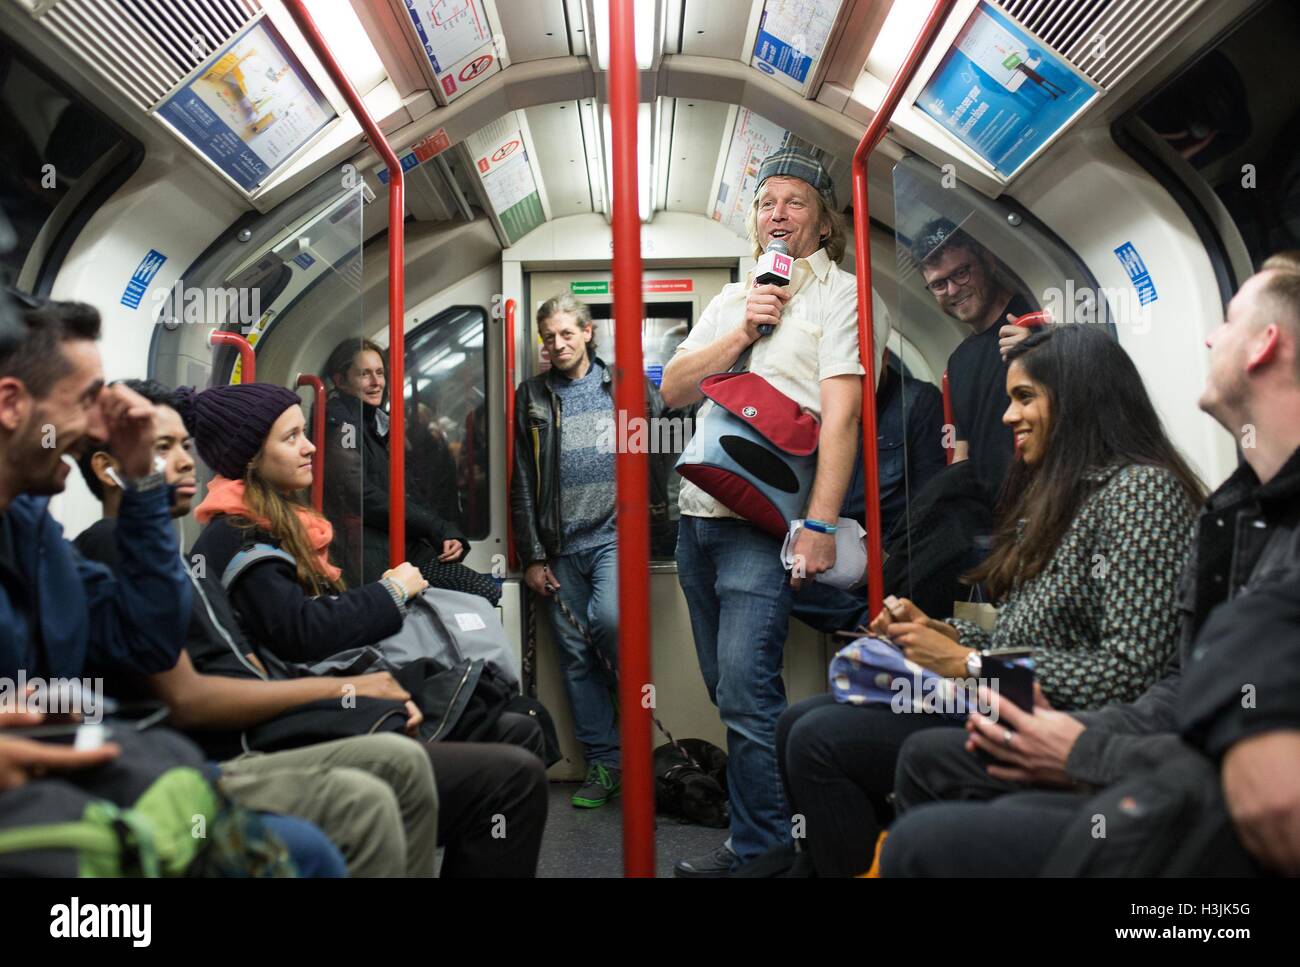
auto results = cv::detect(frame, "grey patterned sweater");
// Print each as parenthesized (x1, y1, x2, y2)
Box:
(952, 463, 1197, 711)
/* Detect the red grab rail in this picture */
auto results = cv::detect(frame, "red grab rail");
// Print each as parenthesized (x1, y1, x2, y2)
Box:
(942, 369, 954, 465)
(504, 298, 519, 571)
(852, 0, 955, 619)
(209, 330, 255, 383)
(609, 0, 654, 878)
(286, 0, 407, 569)
(296, 373, 326, 511)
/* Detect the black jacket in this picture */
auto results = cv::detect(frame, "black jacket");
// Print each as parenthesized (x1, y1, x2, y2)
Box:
(190, 514, 402, 666)
(322, 393, 468, 587)
(1065, 446, 1300, 785)
(510, 355, 676, 565)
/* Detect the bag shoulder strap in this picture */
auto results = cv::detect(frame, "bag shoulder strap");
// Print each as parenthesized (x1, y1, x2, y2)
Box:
(729, 341, 754, 374)
(220, 543, 297, 591)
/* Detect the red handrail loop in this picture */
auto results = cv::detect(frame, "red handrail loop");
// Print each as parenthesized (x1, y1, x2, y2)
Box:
(209, 330, 255, 384)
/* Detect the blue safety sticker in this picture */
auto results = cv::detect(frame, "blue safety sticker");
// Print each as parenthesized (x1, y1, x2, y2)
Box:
(1114, 241, 1159, 305)
(292, 252, 316, 270)
(645, 364, 664, 386)
(120, 249, 167, 310)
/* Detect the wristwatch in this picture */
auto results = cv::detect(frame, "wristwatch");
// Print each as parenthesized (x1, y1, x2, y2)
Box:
(965, 650, 983, 678)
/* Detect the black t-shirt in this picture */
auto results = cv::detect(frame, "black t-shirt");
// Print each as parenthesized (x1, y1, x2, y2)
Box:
(946, 292, 1035, 505)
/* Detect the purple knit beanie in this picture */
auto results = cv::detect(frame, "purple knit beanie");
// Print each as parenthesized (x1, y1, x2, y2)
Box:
(173, 382, 304, 480)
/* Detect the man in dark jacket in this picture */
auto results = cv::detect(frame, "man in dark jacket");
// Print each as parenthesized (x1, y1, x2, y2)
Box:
(879, 255, 1300, 876)
(511, 293, 675, 808)
(0, 299, 188, 683)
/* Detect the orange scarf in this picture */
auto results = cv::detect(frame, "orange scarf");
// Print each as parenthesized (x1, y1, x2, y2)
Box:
(195, 476, 343, 584)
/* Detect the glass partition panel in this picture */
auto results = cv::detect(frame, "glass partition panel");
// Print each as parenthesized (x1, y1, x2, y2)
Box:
(889, 157, 1109, 617)
(204, 183, 369, 586)
(404, 306, 491, 542)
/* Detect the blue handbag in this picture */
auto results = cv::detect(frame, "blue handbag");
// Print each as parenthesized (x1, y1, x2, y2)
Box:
(829, 636, 978, 720)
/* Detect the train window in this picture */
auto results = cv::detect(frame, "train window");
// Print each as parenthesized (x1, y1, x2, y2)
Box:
(587, 301, 693, 561)
(1118, 0, 1300, 275)
(404, 306, 492, 542)
(0, 32, 141, 293)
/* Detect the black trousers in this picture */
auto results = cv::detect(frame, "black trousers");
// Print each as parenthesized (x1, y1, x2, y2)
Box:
(777, 694, 961, 877)
(426, 711, 548, 877)
(881, 791, 1085, 875)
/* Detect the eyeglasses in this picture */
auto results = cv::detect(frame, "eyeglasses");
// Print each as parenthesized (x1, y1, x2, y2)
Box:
(924, 263, 974, 294)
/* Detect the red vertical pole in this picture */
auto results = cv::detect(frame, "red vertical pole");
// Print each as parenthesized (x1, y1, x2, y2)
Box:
(209, 330, 255, 383)
(852, 0, 955, 619)
(285, 0, 406, 568)
(296, 373, 326, 511)
(942, 370, 954, 466)
(609, 0, 654, 878)
(505, 299, 519, 571)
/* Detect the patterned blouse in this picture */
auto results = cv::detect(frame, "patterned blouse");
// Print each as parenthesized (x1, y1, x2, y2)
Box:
(952, 463, 1196, 711)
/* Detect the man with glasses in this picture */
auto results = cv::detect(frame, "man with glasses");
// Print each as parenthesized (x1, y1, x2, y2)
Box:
(914, 219, 1038, 502)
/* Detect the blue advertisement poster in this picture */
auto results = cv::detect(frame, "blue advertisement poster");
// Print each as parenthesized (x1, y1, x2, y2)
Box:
(156, 19, 335, 192)
(917, 2, 1097, 176)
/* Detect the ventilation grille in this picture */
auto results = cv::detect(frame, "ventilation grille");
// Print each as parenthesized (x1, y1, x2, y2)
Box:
(995, 0, 1206, 90)
(36, 0, 260, 111)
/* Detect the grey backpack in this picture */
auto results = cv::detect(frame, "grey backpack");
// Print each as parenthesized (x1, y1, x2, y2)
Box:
(221, 544, 519, 687)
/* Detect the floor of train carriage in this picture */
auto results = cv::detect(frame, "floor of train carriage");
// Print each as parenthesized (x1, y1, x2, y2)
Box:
(536, 783, 725, 878)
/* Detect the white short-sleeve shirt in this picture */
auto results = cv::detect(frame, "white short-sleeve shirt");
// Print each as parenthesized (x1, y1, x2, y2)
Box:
(674, 247, 892, 519)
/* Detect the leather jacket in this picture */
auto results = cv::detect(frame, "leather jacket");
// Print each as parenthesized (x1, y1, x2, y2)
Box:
(510, 355, 677, 565)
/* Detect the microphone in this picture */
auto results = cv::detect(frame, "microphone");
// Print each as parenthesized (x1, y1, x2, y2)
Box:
(753, 238, 793, 336)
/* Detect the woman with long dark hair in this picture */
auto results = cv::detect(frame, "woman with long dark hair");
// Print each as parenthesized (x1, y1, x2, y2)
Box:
(769, 325, 1205, 877)
(320, 338, 498, 603)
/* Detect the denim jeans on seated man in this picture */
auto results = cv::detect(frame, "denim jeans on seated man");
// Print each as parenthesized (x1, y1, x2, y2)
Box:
(547, 542, 620, 768)
(676, 516, 796, 864)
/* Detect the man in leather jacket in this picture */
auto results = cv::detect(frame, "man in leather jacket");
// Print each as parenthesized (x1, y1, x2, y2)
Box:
(510, 293, 676, 808)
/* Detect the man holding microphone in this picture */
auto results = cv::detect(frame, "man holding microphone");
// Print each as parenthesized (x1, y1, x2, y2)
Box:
(662, 148, 890, 875)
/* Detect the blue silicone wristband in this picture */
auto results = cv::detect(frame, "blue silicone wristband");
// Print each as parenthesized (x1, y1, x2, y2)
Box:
(803, 519, 838, 534)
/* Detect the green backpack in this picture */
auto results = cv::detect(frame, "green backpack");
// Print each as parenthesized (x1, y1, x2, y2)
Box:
(0, 733, 298, 878)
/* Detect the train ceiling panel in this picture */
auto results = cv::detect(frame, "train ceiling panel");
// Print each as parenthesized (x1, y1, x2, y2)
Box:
(464, 110, 550, 243)
(397, 0, 503, 103)
(996, 0, 1206, 90)
(494, 0, 572, 63)
(31, 0, 262, 112)
(523, 101, 595, 217)
(663, 98, 731, 212)
(678, 0, 755, 60)
(748, 0, 846, 97)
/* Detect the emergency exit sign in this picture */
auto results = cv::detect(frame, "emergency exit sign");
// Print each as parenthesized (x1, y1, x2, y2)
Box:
(569, 279, 693, 296)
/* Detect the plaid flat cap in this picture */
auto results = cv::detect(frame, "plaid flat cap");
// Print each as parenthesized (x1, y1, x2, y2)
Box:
(757, 147, 837, 208)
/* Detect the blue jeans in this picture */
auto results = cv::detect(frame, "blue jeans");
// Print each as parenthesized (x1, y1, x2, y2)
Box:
(676, 516, 794, 863)
(261, 814, 348, 877)
(547, 542, 620, 768)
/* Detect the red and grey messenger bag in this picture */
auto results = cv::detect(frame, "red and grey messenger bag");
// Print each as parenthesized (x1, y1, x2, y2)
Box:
(675, 366, 820, 537)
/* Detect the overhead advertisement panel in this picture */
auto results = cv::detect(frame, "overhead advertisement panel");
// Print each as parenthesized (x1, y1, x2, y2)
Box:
(404, 0, 502, 102)
(711, 109, 788, 238)
(467, 113, 545, 243)
(915, 2, 1098, 177)
(750, 0, 843, 95)
(154, 17, 335, 193)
